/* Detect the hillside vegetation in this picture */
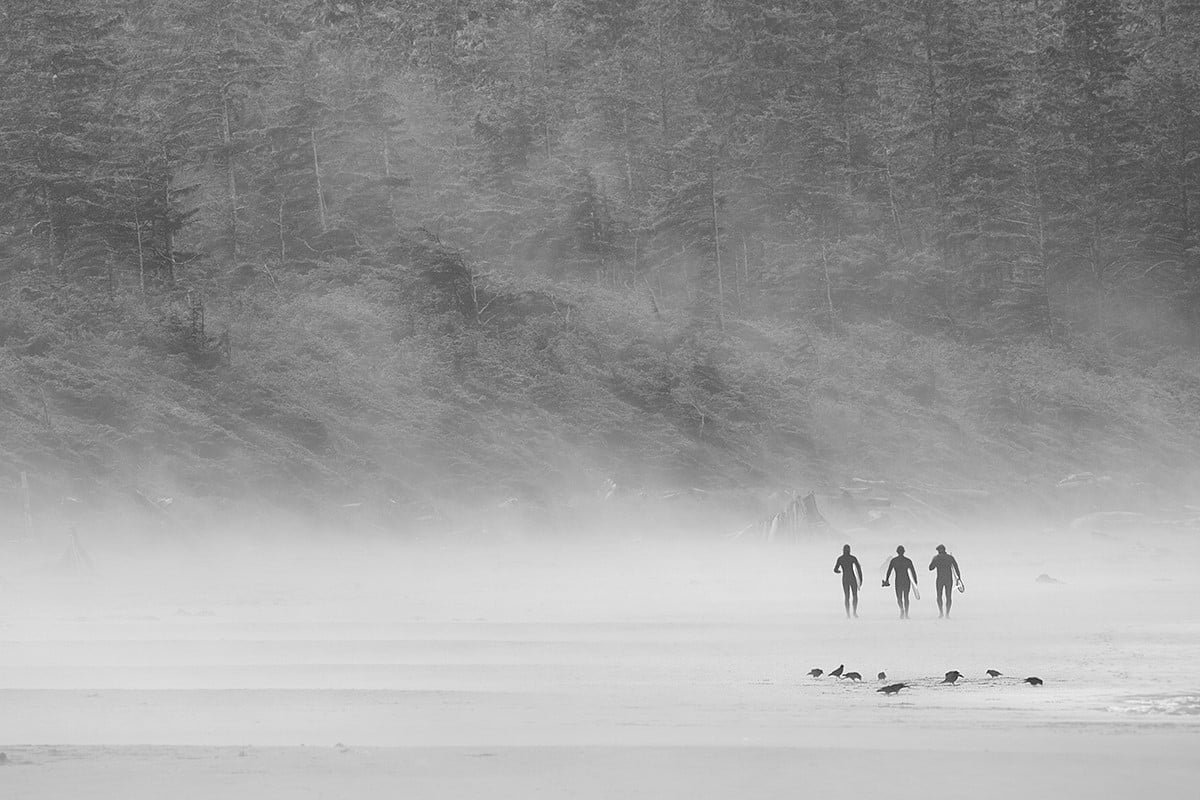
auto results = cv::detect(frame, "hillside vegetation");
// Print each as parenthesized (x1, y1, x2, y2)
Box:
(3, 1, 1200, 536)
(5, 248, 1199, 536)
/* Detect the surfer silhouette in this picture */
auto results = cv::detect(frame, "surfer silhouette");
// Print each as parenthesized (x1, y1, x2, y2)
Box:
(834, 544, 863, 618)
(884, 546, 918, 619)
(928, 545, 962, 618)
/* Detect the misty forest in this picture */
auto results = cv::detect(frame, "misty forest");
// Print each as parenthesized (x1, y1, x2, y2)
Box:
(4, 0, 1200, 537)
(5, 4, 1200, 797)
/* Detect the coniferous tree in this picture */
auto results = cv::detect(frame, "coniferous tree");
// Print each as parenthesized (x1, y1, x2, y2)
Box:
(1046, 0, 1136, 324)
(1125, 0, 1200, 322)
(0, 1, 128, 275)
(139, 0, 287, 266)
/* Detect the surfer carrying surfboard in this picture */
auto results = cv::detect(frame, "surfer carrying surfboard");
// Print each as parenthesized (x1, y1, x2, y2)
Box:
(883, 546, 918, 620)
(929, 544, 963, 619)
(834, 544, 864, 619)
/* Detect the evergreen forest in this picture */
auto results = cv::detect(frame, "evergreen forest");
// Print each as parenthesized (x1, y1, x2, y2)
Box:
(4, 0, 1200, 536)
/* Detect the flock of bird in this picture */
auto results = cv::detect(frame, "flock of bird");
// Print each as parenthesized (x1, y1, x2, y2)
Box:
(809, 665, 1044, 695)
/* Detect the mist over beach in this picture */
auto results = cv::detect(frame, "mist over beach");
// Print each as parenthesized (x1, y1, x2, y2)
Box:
(4, 1, 1200, 797)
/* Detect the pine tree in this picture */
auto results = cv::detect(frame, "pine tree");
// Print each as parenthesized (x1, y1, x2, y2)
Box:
(648, 126, 728, 330)
(1125, 0, 1200, 316)
(137, 0, 288, 266)
(1046, 0, 1137, 325)
(0, 1, 128, 274)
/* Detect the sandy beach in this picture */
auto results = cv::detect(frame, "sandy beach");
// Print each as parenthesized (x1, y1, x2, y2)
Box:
(2, 524, 1198, 798)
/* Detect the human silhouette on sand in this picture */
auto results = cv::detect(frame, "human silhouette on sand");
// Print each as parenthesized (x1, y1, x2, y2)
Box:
(834, 545, 863, 618)
(928, 545, 962, 618)
(883, 546, 918, 619)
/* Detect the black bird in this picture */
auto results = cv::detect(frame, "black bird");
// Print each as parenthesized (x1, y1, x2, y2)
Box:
(829, 664, 844, 679)
(1024, 676, 1044, 686)
(843, 671, 862, 681)
(877, 672, 887, 681)
(986, 669, 1002, 678)
(877, 683, 907, 695)
(808, 668, 823, 677)
(941, 670, 962, 684)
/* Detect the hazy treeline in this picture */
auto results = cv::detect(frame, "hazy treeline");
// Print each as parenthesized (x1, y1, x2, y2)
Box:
(3, 0, 1200, 526)
(2, 0, 1198, 331)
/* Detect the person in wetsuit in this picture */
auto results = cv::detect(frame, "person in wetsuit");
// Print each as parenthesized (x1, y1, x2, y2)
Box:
(834, 544, 863, 618)
(928, 544, 962, 618)
(884, 545, 918, 619)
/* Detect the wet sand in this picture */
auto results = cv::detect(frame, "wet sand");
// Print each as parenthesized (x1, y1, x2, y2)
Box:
(2, 526, 1198, 798)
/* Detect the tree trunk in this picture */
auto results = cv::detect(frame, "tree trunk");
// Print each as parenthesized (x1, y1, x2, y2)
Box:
(311, 129, 328, 232)
(710, 165, 725, 332)
(278, 195, 287, 263)
(222, 91, 239, 262)
(821, 245, 836, 332)
(623, 110, 636, 198)
(657, 16, 669, 144)
(134, 208, 146, 295)
(162, 148, 176, 286)
(542, 35, 552, 159)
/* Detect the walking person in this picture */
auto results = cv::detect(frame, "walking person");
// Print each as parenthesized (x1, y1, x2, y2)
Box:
(928, 544, 962, 618)
(883, 545, 918, 619)
(834, 544, 863, 618)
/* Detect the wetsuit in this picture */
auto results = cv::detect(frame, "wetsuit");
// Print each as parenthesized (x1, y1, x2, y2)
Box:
(834, 553, 863, 617)
(885, 555, 917, 618)
(929, 552, 961, 617)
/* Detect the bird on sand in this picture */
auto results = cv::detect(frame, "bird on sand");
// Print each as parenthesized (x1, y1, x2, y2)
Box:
(808, 668, 823, 677)
(877, 671, 887, 681)
(829, 664, 844, 678)
(986, 669, 1002, 678)
(1024, 677, 1044, 686)
(877, 683, 907, 695)
(843, 671, 862, 681)
(941, 670, 962, 684)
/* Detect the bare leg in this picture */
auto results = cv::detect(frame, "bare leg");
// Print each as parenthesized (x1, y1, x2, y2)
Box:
(936, 582, 952, 617)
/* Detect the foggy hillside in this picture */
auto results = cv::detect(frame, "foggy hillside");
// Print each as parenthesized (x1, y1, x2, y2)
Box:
(3, 1, 1200, 537)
